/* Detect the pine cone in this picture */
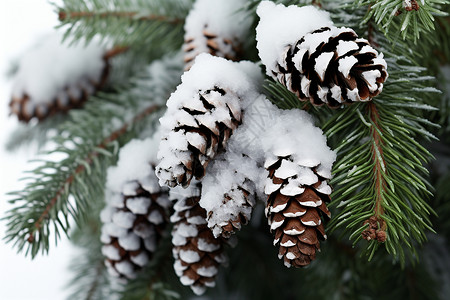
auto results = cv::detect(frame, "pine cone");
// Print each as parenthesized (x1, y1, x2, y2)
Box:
(101, 176, 171, 279)
(200, 152, 259, 239)
(10, 63, 109, 122)
(171, 185, 227, 295)
(157, 86, 242, 188)
(183, 0, 250, 71)
(264, 155, 332, 268)
(273, 26, 387, 107)
(184, 26, 242, 71)
(215, 185, 253, 238)
(10, 35, 110, 122)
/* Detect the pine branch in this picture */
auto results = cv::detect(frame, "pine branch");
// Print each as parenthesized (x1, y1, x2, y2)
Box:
(356, 0, 449, 41)
(26, 104, 159, 245)
(324, 55, 439, 263)
(3, 54, 184, 257)
(56, 0, 193, 50)
(58, 11, 183, 24)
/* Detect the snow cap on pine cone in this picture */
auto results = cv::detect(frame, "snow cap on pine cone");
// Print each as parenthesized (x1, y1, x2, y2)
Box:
(156, 53, 262, 188)
(256, 1, 388, 107)
(10, 32, 108, 122)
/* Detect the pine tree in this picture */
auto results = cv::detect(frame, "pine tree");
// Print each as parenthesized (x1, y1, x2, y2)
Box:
(3, 0, 450, 299)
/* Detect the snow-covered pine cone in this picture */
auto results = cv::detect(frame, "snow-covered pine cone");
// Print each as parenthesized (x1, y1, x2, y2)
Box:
(157, 87, 241, 188)
(101, 176, 171, 279)
(157, 55, 262, 189)
(171, 184, 227, 295)
(10, 34, 110, 122)
(256, 2, 388, 108)
(200, 152, 260, 238)
(183, 0, 250, 71)
(264, 154, 332, 268)
(215, 185, 253, 238)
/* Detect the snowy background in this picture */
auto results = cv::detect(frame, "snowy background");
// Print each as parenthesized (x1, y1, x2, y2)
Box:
(0, 1, 71, 299)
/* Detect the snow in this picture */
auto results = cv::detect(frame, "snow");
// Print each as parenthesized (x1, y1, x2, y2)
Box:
(12, 32, 106, 105)
(147, 210, 164, 225)
(362, 70, 382, 92)
(200, 150, 259, 237)
(280, 240, 296, 247)
(184, 0, 250, 41)
(183, 0, 251, 70)
(130, 252, 149, 267)
(180, 275, 195, 286)
(196, 266, 218, 277)
(179, 250, 201, 263)
(336, 40, 359, 57)
(102, 245, 121, 260)
(102, 222, 129, 238)
(115, 261, 136, 278)
(315, 52, 335, 82)
(256, 2, 332, 76)
(126, 197, 151, 214)
(106, 133, 161, 193)
(197, 238, 221, 252)
(338, 56, 358, 78)
(191, 284, 207, 295)
(112, 211, 136, 229)
(176, 223, 199, 237)
(118, 233, 141, 251)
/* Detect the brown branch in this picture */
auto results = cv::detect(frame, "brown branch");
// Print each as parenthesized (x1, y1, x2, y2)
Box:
(104, 46, 129, 60)
(27, 104, 161, 243)
(361, 102, 387, 243)
(58, 10, 183, 24)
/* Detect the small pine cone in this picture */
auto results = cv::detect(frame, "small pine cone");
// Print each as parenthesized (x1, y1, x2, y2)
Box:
(214, 185, 254, 239)
(183, 0, 250, 71)
(264, 155, 332, 268)
(200, 152, 260, 238)
(171, 185, 227, 295)
(10, 34, 110, 122)
(100, 176, 171, 279)
(274, 26, 387, 107)
(157, 87, 242, 188)
(184, 26, 242, 71)
(256, 3, 387, 108)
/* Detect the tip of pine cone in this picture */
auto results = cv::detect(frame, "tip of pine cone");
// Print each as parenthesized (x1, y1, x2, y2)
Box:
(58, 11, 67, 21)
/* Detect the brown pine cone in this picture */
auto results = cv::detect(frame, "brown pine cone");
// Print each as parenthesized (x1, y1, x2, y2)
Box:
(101, 177, 171, 279)
(265, 155, 332, 267)
(272, 26, 387, 108)
(157, 86, 242, 188)
(171, 185, 227, 295)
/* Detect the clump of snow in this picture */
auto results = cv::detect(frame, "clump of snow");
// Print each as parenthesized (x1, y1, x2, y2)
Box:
(107, 132, 161, 194)
(260, 106, 336, 175)
(256, 2, 332, 76)
(12, 32, 106, 104)
(185, 0, 251, 41)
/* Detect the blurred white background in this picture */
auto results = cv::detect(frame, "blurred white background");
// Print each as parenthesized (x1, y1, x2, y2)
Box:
(0, 1, 72, 299)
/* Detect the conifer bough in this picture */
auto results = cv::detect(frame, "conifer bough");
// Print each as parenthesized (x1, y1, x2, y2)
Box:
(3, 0, 447, 298)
